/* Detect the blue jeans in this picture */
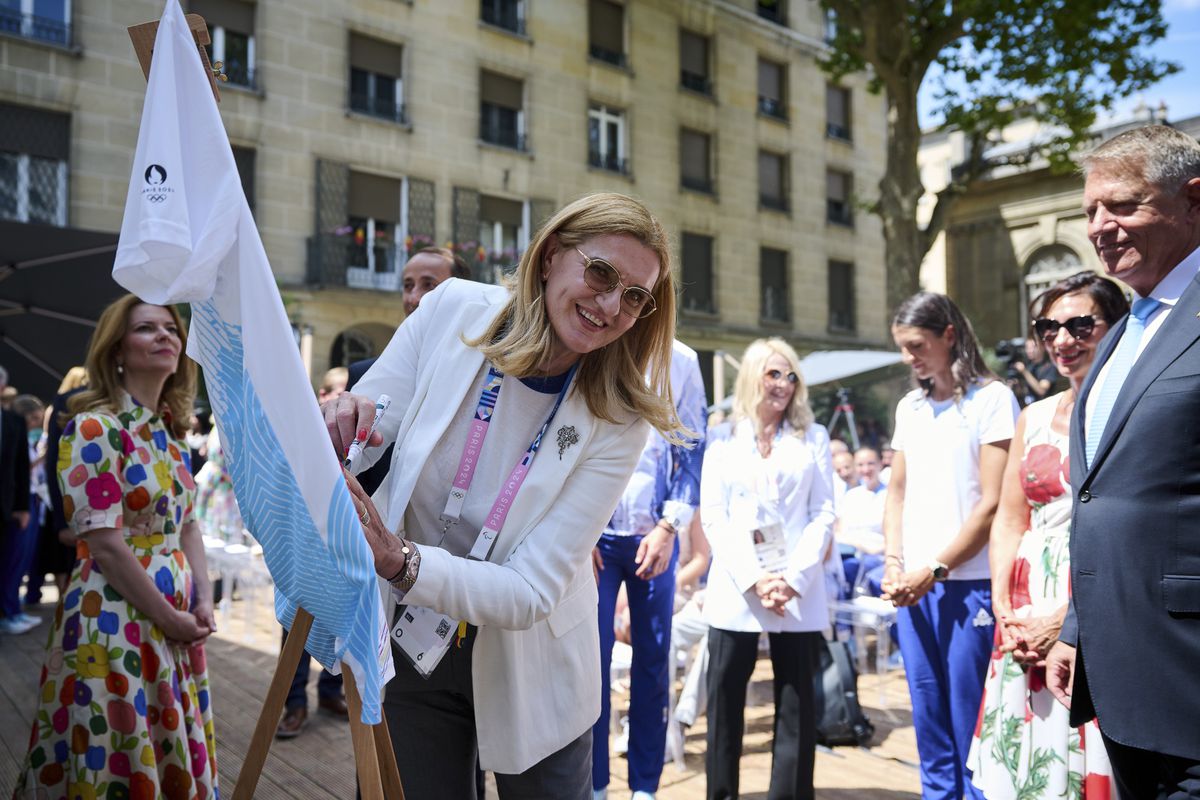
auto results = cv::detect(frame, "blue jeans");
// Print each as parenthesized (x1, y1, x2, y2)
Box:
(896, 579, 992, 800)
(0, 495, 40, 618)
(592, 532, 677, 793)
(281, 626, 344, 709)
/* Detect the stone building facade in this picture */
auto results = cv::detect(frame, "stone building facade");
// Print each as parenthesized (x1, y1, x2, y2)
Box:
(2, 0, 888, 398)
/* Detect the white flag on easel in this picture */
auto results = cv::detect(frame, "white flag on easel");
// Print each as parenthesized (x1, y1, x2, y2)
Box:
(113, 0, 393, 723)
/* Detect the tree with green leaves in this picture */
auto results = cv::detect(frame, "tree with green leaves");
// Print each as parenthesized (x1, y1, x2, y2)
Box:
(819, 1, 1177, 312)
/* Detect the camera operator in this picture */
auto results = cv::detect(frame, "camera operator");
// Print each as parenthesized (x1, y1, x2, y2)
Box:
(1007, 337, 1057, 406)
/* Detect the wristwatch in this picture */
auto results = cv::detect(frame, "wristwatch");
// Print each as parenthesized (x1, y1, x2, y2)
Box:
(392, 540, 421, 593)
(928, 560, 950, 582)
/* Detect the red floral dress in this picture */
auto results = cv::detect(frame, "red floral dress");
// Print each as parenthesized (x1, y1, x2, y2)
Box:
(967, 394, 1115, 799)
(13, 393, 217, 800)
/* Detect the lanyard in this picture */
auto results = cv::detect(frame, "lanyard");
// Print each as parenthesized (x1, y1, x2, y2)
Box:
(440, 362, 577, 562)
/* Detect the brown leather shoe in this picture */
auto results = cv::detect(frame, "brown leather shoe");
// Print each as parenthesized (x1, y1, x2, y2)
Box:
(318, 694, 349, 717)
(275, 706, 307, 739)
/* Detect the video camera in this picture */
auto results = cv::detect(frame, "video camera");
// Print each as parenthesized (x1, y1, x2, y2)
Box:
(994, 337, 1026, 380)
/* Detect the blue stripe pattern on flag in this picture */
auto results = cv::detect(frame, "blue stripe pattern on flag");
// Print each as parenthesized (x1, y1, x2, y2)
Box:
(191, 300, 386, 723)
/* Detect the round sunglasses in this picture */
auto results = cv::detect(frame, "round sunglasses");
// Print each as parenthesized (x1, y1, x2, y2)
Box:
(575, 248, 658, 319)
(1032, 315, 1098, 343)
(764, 368, 799, 384)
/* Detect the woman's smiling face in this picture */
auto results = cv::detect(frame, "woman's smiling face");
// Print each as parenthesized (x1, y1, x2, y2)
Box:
(540, 233, 659, 373)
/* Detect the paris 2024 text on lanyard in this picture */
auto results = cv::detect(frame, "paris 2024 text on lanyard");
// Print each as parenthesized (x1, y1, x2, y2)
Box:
(391, 362, 578, 677)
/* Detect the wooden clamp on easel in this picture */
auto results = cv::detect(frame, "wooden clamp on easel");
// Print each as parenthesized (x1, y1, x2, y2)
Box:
(127, 14, 405, 798)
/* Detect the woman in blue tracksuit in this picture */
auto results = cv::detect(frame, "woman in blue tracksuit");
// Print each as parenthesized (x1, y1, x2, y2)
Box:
(882, 293, 1018, 799)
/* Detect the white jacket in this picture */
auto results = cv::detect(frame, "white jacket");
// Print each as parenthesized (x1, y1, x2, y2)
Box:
(700, 419, 835, 633)
(352, 279, 647, 773)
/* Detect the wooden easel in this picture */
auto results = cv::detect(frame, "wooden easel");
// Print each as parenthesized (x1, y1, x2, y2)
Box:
(127, 15, 405, 798)
(231, 608, 405, 800)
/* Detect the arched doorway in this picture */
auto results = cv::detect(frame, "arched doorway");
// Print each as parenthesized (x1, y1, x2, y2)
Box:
(1022, 244, 1084, 329)
(329, 329, 376, 369)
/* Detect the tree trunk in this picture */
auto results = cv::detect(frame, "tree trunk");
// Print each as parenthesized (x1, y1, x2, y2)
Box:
(878, 81, 926, 316)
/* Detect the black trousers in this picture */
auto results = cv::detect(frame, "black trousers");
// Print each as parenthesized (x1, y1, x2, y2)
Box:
(705, 627, 821, 800)
(1102, 732, 1200, 799)
(380, 626, 592, 800)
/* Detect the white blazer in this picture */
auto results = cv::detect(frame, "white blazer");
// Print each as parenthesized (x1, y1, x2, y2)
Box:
(352, 279, 647, 773)
(700, 419, 835, 633)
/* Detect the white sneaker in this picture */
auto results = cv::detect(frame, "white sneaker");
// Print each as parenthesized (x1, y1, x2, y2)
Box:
(592, 789, 607, 800)
(613, 717, 629, 756)
(0, 616, 36, 635)
(632, 792, 656, 800)
(16, 613, 41, 628)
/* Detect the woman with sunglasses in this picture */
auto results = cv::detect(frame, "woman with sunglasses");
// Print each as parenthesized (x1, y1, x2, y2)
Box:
(883, 292, 1020, 800)
(968, 272, 1128, 799)
(699, 337, 834, 800)
(322, 193, 687, 799)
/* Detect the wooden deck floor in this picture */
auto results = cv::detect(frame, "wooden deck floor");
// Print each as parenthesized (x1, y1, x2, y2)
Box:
(1, 587, 920, 799)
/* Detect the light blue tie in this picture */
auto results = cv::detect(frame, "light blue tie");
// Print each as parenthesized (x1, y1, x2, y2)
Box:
(1085, 297, 1162, 468)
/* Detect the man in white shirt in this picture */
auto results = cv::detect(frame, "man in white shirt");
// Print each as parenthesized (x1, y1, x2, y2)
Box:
(836, 447, 887, 594)
(831, 449, 857, 513)
(1045, 125, 1200, 798)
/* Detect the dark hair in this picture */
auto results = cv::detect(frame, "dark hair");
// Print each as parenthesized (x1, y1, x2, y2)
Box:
(1031, 270, 1129, 327)
(892, 292, 995, 399)
(413, 246, 472, 280)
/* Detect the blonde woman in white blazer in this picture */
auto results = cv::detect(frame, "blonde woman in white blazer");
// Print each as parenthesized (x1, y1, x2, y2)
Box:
(323, 194, 688, 800)
(700, 337, 835, 800)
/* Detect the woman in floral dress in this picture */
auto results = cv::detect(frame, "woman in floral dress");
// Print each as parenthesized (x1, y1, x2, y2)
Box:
(968, 272, 1128, 799)
(15, 295, 218, 800)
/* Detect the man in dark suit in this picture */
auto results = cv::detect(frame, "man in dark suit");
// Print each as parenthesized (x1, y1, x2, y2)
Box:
(0, 365, 32, 636)
(1047, 125, 1200, 797)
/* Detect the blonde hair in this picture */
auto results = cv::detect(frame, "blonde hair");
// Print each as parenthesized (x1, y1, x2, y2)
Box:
(57, 366, 88, 394)
(67, 294, 196, 438)
(466, 192, 684, 438)
(731, 338, 814, 437)
(320, 366, 349, 397)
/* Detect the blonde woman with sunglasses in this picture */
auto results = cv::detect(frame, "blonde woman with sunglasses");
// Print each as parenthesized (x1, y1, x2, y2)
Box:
(699, 337, 835, 800)
(322, 193, 689, 800)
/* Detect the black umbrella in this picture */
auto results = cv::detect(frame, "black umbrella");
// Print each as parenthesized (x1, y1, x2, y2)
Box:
(0, 219, 123, 401)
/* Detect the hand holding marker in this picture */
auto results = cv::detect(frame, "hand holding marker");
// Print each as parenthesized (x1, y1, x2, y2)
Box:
(344, 394, 391, 471)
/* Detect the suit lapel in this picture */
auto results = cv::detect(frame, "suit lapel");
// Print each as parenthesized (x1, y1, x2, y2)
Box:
(488, 389, 595, 566)
(1087, 273, 1200, 477)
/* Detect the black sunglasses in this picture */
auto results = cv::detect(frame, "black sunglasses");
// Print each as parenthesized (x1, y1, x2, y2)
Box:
(765, 368, 799, 384)
(1032, 315, 1098, 343)
(575, 248, 658, 319)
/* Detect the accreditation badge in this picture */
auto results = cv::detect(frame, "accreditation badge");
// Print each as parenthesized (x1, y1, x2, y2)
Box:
(391, 604, 457, 678)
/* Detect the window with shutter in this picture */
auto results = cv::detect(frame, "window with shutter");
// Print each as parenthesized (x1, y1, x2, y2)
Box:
(480, 71, 526, 150)
(757, 59, 787, 120)
(681, 233, 716, 314)
(828, 260, 856, 333)
(588, 0, 626, 68)
(680, 129, 713, 193)
(679, 30, 711, 95)
(349, 35, 405, 123)
(760, 247, 789, 323)
(758, 151, 788, 212)
(0, 102, 69, 227)
(826, 169, 853, 226)
(826, 84, 851, 140)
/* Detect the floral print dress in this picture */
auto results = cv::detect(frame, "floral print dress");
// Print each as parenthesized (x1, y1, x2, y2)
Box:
(967, 394, 1115, 799)
(14, 393, 218, 800)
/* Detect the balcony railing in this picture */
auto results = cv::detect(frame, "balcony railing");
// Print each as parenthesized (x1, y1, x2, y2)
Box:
(589, 44, 627, 69)
(481, 3, 526, 35)
(307, 235, 407, 291)
(0, 8, 71, 46)
(757, 2, 786, 25)
(588, 150, 629, 175)
(681, 175, 714, 194)
(758, 96, 787, 120)
(221, 62, 258, 90)
(760, 194, 790, 213)
(480, 119, 527, 151)
(680, 70, 712, 95)
(350, 94, 408, 125)
(826, 122, 851, 141)
(827, 200, 854, 226)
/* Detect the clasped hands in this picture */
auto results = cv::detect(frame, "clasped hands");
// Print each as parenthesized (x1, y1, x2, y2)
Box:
(755, 573, 797, 616)
(880, 563, 934, 607)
